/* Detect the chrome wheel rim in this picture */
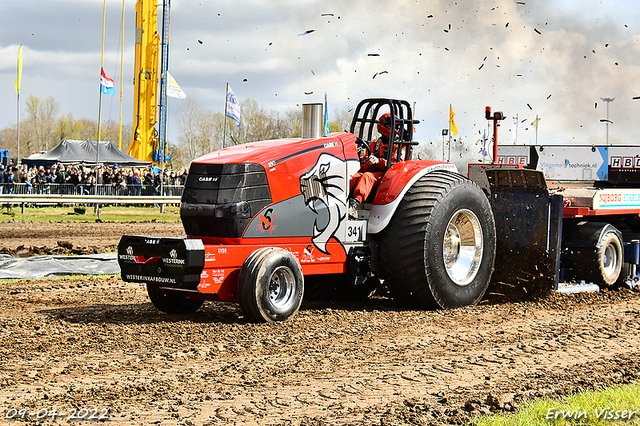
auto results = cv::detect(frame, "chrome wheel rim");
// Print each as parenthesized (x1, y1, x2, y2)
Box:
(443, 209, 483, 286)
(268, 266, 296, 309)
(602, 240, 618, 277)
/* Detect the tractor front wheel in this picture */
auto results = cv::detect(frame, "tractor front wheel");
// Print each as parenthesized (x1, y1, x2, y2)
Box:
(238, 247, 304, 323)
(381, 171, 496, 309)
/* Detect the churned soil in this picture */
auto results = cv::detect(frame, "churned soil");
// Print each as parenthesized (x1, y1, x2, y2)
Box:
(0, 221, 638, 425)
(0, 220, 185, 256)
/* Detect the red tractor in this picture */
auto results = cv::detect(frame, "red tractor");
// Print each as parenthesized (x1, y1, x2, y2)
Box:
(118, 98, 497, 322)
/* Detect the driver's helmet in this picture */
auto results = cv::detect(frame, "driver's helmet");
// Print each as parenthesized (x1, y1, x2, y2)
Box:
(377, 113, 399, 138)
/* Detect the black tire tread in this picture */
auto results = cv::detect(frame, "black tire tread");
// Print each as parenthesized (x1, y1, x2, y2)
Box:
(569, 232, 622, 286)
(381, 170, 495, 309)
(237, 247, 274, 322)
(381, 171, 464, 308)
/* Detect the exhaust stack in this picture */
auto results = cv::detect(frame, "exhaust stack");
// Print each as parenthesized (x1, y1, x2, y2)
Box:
(302, 103, 323, 139)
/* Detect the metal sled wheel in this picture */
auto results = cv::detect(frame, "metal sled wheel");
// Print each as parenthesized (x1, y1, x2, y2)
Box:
(564, 223, 623, 287)
(597, 230, 623, 285)
(238, 247, 304, 323)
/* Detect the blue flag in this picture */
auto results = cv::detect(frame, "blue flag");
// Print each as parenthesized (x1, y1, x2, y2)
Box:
(226, 85, 241, 127)
(324, 93, 329, 136)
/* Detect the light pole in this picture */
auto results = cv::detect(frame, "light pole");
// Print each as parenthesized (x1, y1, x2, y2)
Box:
(600, 97, 614, 146)
(442, 129, 448, 161)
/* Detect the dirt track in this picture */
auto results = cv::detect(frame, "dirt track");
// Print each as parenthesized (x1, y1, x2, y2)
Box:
(0, 221, 185, 256)
(0, 221, 639, 425)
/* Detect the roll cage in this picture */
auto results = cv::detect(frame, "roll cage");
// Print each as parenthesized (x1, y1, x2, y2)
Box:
(349, 98, 419, 168)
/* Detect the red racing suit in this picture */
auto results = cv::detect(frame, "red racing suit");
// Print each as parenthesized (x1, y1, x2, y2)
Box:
(350, 136, 403, 204)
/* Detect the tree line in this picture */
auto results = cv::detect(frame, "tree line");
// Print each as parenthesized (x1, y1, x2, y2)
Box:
(0, 95, 133, 161)
(170, 97, 355, 167)
(0, 95, 354, 170)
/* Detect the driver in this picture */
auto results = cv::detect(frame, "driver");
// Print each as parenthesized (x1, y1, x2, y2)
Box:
(348, 113, 402, 218)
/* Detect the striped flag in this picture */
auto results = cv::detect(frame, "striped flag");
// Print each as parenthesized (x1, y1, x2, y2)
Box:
(100, 68, 115, 95)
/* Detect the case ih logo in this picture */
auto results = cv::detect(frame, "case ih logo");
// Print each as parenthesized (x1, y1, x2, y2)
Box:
(610, 156, 640, 169)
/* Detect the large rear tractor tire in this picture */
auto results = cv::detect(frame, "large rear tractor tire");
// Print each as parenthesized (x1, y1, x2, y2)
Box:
(381, 171, 496, 309)
(238, 247, 304, 323)
(147, 284, 205, 314)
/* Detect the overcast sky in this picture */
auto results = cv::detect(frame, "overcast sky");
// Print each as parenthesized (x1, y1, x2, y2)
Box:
(2, 0, 640, 160)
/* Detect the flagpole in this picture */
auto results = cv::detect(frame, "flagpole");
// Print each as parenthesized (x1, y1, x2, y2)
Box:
(118, 0, 125, 150)
(448, 103, 452, 163)
(97, 0, 107, 165)
(223, 83, 229, 149)
(96, 92, 103, 165)
(16, 50, 20, 166)
(16, 91, 20, 165)
(158, 0, 171, 171)
(15, 44, 22, 165)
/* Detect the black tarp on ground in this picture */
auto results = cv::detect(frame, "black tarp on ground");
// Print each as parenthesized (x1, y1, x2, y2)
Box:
(23, 139, 150, 168)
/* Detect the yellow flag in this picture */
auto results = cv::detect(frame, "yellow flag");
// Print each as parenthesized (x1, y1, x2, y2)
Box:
(449, 104, 458, 136)
(15, 45, 22, 96)
(531, 116, 540, 127)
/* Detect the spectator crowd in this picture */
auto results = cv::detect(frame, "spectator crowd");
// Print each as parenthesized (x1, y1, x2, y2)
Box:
(0, 163, 188, 196)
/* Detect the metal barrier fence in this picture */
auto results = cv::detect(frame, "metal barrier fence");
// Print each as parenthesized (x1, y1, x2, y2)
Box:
(0, 184, 183, 217)
(0, 183, 183, 197)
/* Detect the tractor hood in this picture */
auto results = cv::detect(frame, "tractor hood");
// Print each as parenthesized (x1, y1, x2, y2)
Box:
(181, 132, 360, 240)
(191, 134, 354, 168)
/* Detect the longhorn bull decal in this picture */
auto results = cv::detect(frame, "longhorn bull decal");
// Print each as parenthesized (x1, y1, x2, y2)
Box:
(299, 153, 347, 254)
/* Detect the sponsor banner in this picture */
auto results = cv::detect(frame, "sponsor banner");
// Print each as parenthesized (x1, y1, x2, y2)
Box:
(497, 145, 609, 181)
(593, 189, 640, 210)
(610, 156, 640, 170)
(496, 155, 528, 166)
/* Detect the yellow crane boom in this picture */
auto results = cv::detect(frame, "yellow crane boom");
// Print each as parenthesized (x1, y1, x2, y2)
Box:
(128, 0, 159, 164)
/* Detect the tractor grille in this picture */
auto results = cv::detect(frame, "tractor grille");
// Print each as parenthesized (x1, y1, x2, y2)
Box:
(180, 163, 271, 238)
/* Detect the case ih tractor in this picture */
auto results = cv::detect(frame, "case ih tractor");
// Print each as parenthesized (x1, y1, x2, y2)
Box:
(118, 98, 497, 322)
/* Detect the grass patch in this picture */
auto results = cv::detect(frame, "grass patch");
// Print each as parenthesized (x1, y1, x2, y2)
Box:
(473, 383, 640, 425)
(0, 205, 181, 223)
